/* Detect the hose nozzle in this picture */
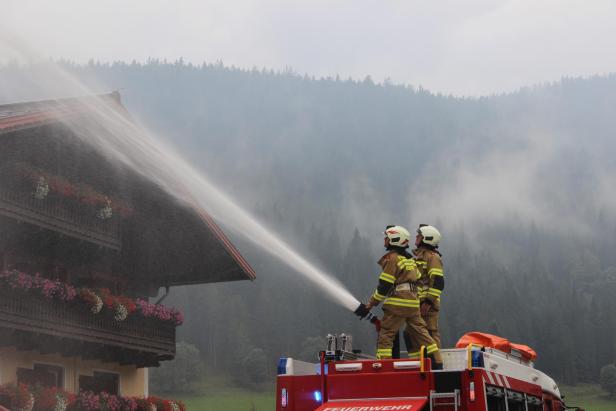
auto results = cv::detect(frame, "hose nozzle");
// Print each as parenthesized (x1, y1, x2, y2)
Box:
(354, 303, 380, 332)
(354, 303, 374, 321)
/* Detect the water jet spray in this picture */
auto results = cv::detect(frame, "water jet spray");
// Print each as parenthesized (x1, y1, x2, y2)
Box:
(0, 34, 371, 320)
(3, 66, 362, 314)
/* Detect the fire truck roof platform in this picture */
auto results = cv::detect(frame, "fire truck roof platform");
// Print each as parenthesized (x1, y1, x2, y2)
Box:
(276, 346, 564, 411)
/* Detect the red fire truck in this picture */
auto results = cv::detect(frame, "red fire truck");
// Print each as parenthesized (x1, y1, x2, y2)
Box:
(276, 332, 581, 411)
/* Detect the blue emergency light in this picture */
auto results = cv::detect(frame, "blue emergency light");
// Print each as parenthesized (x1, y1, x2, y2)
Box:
(472, 350, 485, 367)
(277, 358, 288, 375)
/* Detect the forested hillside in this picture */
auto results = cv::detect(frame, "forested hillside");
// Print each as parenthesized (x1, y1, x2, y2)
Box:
(2, 61, 615, 386)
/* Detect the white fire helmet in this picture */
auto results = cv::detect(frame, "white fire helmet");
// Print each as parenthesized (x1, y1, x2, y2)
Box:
(417, 224, 442, 247)
(384, 225, 411, 248)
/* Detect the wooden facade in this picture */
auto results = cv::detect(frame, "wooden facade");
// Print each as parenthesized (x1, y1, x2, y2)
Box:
(0, 286, 174, 367)
(0, 93, 255, 396)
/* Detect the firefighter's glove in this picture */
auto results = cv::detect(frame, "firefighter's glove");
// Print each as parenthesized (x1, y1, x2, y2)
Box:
(354, 303, 371, 319)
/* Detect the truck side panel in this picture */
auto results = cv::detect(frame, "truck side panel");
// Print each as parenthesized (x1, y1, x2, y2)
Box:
(277, 375, 321, 411)
(327, 372, 432, 401)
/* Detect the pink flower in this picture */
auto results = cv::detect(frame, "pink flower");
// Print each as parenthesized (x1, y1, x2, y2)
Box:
(7, 271, 34, 290)
(59, 284, 77, 301)
(173, 310, 184, 326)
(100, 391, 121, 411)
(2, 270, 183, 326)
(32, 273, 44, 289)
(77, 391, 100, 410)
(154, 304, 172, 321)
(121, 397, 138, 411)
(41, 279, 57, 298)
(136, 299, 156, 317)
(135, 299, 184, 325)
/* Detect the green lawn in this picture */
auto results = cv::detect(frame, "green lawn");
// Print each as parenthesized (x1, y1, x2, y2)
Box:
(167, 382, 616, 411)
(153, 375, 276, 411)
(177, 388, 275, 411)
(560, 384, 616, 411)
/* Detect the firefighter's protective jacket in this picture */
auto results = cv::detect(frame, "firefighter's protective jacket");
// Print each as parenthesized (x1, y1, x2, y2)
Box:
(369, 250, 421, 309)
(414, 246, 445, 310)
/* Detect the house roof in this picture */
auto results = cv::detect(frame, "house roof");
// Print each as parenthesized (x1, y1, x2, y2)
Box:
(0, 92, 256, 284)
(0, 95, 96, 134)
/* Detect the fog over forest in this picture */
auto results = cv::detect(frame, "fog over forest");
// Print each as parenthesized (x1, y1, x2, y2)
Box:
(1, 61, 615, 387)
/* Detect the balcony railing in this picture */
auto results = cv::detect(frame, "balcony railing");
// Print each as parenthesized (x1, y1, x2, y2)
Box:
(0, 187, 121, 250)
(0, 286, 175, 366)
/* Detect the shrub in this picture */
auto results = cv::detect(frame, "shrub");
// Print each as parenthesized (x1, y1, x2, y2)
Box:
(150, 341, 204, 393)
(600, 363, 616, 398)
(238, 348, 268, 388)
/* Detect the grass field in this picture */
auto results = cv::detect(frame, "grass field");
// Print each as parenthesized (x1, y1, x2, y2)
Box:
(560, 384, 615, 411)
(166, 381, 616, 411)
(177, 388, 275, 411)
(155, 376, 276, 411)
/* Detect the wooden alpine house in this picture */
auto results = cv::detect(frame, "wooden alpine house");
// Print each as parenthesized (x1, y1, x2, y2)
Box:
(0, 92, 255, 398)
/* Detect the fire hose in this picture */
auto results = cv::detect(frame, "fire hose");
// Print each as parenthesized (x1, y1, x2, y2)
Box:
(354, 303, 381, 332)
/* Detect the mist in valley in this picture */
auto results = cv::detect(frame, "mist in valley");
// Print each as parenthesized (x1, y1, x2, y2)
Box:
(1, 2, 616, 399)
(3, 60, 612, 385)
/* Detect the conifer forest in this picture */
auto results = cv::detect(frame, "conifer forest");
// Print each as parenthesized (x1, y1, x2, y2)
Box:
(2, 61, 615, 387)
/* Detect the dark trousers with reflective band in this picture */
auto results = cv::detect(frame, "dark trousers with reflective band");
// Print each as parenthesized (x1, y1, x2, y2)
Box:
(376, 305, 442, 364)
(406, 309, 440, 358)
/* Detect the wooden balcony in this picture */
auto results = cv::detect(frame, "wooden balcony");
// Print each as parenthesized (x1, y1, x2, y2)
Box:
(0, 286, 175, 367)
(0, 187, 121, 250)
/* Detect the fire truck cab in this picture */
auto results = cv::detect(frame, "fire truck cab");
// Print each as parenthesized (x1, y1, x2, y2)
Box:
(276, 334, 575, 411)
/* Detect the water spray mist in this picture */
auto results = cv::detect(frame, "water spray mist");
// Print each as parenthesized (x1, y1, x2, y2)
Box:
(0, 62, 362, 314)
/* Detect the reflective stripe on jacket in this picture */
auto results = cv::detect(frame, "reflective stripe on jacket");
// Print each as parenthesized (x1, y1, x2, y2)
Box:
(414, 246, 445, 309)
(369, 250, 420, 308)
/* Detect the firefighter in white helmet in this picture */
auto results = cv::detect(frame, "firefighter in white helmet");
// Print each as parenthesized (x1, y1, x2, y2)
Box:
(405, 224, 444, 362)
(356, 225, 443, 367)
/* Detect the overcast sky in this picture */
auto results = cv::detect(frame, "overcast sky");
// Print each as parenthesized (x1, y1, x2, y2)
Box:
(2, 0, 616, 96)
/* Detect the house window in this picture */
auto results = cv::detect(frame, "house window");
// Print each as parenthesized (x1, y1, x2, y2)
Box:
(17, 364, 64, 388)
(79, 371, 119, 395)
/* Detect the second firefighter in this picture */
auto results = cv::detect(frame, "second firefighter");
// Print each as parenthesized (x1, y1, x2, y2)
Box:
(405, 224, 444, 359)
